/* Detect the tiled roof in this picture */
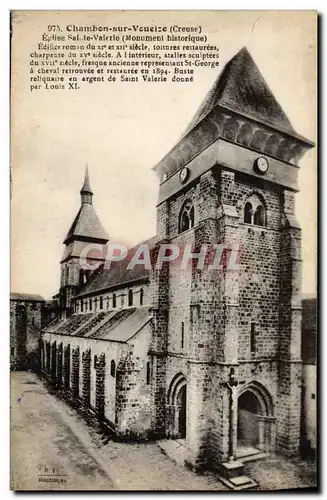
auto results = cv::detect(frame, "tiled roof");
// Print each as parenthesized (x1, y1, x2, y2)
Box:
(44, 307, 151, 342)
(183, 47, 295, 138)
(75, 235, 158, 297)
(63, 203, 109, 244)
(10, 292, 44, 302)
(92, 306, 151, 342)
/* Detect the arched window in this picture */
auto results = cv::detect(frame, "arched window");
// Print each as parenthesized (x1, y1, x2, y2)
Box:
(106, 297, 110, 309)
(112, 293, 116, 308)
(140, 288, 144, 306)
(89, 298, 92, 311)
(243, 194, 266, 227)
(128, 289, 133, 307)
(179, 200, 195, 234)
(146, 361, 151, 385)
(94, 297, 97, 311)
(81, 300, 84, 313)
(244, 202, 253, 224)
(110, 360, 116, 377)
(254, 205, 266, 227)
(99, 296, 103, 310)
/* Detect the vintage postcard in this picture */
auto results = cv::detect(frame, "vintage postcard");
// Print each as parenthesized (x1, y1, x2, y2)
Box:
(10, 10, 317, 491)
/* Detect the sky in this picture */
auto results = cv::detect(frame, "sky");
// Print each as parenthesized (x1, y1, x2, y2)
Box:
(10, 10, 317, 299)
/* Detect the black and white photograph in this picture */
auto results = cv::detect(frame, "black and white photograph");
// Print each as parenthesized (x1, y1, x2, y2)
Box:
(10, 10, 317, 491)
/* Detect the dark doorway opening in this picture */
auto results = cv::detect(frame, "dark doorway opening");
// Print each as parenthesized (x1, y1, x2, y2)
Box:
(177, 384, 187, 438)
(237, 390, 261, 447)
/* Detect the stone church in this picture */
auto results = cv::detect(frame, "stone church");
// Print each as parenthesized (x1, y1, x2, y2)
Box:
(40, 47, 315, 474)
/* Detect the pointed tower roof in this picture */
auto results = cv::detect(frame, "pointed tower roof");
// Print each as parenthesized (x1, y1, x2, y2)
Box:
(80, 165, 93, 195)
(184, 47, 295, 137)
(153, 47, 313, 187)
(63, 168, 109, 245)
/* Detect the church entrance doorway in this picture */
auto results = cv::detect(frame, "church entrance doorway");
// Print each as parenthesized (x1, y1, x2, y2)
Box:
(236, 383, 275, 459)
(167, 373, 187, 439)
(237, 390, 260, 448)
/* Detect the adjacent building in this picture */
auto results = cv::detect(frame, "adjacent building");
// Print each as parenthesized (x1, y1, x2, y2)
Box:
(10, 293, 45, 370)
(301, 296, 317, 456)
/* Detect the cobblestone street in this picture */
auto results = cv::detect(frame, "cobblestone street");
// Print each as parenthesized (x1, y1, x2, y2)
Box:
(10, 371, 316, 491)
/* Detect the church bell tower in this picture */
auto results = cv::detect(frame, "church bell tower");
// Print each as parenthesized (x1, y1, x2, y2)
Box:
(59, 166, 109, 317)
(149, 47, 314, 470)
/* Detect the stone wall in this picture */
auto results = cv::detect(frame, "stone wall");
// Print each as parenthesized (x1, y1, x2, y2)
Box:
(10, 300, 44, 369)
(150, 147, 303, 468)
(41, 326, 152, 435)
(82, 348, 91, 407)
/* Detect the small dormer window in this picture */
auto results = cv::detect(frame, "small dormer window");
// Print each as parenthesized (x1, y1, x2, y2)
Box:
(179, 200, 194, 234)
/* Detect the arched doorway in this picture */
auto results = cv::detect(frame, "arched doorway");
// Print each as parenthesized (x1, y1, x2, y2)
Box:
(238, 391, 261, 447)
(236, 383, 275, 457)
(167, 373, 187, 439)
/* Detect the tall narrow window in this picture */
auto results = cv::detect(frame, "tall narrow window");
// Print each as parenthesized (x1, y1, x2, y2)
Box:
(128, 289, 133, 307)
(81, 301, 84, 313)
(99, 296, 103, 310)
(250, 322, 256, 354)
(244, 202, 253, 224)
(146, 361, 151, 385)
(179, 200, 195, 233)
(254, 205, 265, 226)
(113, 293, 116, 308)
(110, 360, 116, 377)
(181, 322, 184, 349)
(94, 297, 97, 311)
(106, 297, 110, 309)
(140, 288, 144, 306)
(89, 298, 92, 311)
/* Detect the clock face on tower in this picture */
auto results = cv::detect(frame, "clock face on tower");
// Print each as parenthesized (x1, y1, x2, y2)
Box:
(254, 157, 269, 174)
(179, 167, 189, 184)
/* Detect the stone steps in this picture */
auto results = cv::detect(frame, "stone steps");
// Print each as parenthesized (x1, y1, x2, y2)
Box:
(216, 474, 259, 491)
